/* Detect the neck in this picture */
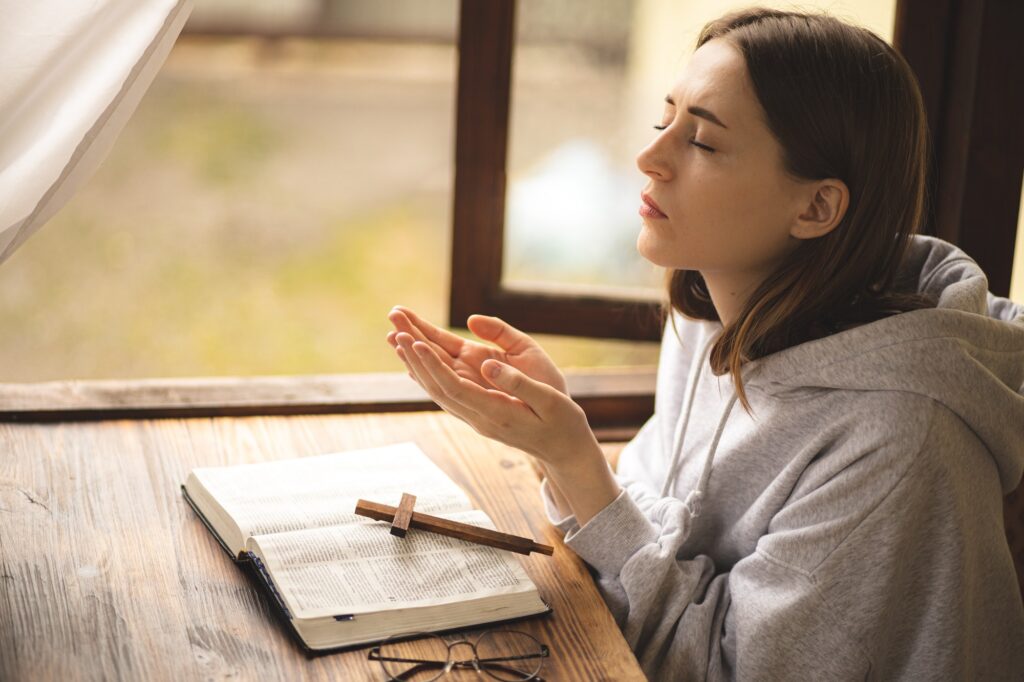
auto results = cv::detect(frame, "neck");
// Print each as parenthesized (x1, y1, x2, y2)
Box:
(701, 270, 768, 328)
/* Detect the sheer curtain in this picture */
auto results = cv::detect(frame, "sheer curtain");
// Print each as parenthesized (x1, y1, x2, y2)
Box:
(0, 0, 192, 266)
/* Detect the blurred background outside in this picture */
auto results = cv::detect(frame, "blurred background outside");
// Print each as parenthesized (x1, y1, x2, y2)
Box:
(0, 0, 1019, 383)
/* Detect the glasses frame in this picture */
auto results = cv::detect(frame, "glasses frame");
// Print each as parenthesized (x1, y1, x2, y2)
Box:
(368, 629, 550, 681)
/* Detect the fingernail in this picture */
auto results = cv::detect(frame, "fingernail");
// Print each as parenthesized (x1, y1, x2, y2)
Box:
(487, 362, 501, 378)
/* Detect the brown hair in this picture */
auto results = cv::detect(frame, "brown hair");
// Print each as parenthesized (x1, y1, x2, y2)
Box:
(670, 7, 935, 411)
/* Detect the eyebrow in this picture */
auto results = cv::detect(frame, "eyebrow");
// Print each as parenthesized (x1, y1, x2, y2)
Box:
(665, 95, 729, 129)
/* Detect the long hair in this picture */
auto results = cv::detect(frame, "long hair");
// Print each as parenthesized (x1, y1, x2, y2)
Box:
(670, 7, 935, 411)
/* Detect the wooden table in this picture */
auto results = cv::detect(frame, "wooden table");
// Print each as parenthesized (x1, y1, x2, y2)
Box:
(0, 410, 645, 680)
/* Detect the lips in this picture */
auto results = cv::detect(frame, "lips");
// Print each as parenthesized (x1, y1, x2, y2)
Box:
(639, 192, 667, 219)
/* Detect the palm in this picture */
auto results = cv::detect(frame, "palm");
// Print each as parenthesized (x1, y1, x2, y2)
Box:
(451, 339, 566, 395)
(387, 308, 567, 395)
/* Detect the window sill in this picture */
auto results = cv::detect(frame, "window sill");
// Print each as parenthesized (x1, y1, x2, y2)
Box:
(0, 367, 655, 440)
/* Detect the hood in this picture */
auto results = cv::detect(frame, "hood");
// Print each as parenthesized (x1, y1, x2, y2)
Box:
(747, 235, 1024, 493)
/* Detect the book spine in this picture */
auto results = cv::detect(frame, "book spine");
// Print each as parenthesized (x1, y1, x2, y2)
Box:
(246, 551, 292, 620)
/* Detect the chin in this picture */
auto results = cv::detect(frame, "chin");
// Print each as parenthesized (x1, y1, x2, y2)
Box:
(636, 230, 677, 269)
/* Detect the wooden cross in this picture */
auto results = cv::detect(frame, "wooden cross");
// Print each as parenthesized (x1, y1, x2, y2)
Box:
(355, 493, 554, 556)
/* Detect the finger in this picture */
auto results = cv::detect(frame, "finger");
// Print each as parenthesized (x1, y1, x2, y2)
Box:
(388, 309, 439, 350)
(386, 331, 398, 349)
(467, 315, 535, 355)
(392, 306, 466, 358)
(396, 333, 445, 394)
(398, 333, 480, 412)
(399, 337, 495, 426)
(480, 359, 564, 418)
(411, 340, 529, 421)
(388, 309, 458, 369)
(394, 346, 425, 388)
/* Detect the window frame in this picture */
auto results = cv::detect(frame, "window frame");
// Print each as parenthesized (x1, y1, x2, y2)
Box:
(449, 0, 664, 342)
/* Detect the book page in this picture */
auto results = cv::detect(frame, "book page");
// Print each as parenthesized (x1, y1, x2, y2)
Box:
(190, 442, 472, 541)
(247, 509, 538, 620)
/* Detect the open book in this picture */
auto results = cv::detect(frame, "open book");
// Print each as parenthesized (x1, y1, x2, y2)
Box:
(181, 442, 550, 652)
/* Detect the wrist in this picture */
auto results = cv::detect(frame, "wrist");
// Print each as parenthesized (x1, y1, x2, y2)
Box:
(546, 442, 620, 526)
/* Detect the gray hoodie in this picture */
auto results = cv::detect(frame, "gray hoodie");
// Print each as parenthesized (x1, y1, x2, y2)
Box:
(543, 236, 1024, 680)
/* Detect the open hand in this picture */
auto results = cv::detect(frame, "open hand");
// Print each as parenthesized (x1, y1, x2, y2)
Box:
(386, 306, 568, 395)
(385, 307, 586, 465)
(385, 307, 620, 523)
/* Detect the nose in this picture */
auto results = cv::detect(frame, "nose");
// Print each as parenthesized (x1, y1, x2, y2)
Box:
(636, 131, 672, 181)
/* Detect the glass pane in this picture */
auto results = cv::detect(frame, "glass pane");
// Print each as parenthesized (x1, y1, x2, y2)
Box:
(0, 1, 655, 381)
(0, 5, 460, 382)
(503, 0, 897, 294)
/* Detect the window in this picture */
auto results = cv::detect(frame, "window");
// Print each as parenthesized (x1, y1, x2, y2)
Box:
(0, 0, 660, 383)
(0, 3, 468, 383)
(452, 0, 1023, 345)
(0, 0, 1018, 426)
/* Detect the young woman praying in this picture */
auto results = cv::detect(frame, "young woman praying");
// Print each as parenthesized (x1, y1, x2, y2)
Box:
(386, 7, 1024, 680)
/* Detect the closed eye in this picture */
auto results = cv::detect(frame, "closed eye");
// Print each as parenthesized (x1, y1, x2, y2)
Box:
(651, 126, 716, 153)
(652, 125, 715, 153)
(689, 139, 715, 153)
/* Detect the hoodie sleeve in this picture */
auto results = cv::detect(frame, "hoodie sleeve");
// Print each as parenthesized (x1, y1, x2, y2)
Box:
(559, 400, 960, 682)
(562, 488, 872, 680)
(986, 291, 1024, 323)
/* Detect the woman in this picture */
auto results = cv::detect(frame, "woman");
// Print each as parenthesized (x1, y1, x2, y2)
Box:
(387, 7, 1024, 679)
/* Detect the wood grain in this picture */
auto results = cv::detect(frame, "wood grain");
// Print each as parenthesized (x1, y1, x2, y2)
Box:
(0, 411, 644, 681)
(387, 493, 416, 538)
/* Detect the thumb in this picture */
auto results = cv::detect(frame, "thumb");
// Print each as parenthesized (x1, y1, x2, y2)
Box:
(467, 315, 536, 354)
(481, 360, 560, 414)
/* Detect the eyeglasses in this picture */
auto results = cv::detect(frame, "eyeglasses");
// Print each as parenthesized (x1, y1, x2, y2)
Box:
(368, 629, 550, 681)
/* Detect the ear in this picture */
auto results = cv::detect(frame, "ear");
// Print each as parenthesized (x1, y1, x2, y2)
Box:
(790, 179, 849, 240)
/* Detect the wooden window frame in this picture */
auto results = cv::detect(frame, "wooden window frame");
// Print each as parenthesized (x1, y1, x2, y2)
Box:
(449, 0, 663, 342)
(450, 0, 1024, 344)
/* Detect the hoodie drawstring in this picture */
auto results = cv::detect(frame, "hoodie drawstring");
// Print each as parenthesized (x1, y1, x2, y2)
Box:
(682, 393, 737, 517)
(660, 334, 739, 518)
(659, 338, 712, 498)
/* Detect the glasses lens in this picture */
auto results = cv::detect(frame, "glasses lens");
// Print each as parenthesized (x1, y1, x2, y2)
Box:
(475, 630, 547, 681)
(377, 633, 449, 682)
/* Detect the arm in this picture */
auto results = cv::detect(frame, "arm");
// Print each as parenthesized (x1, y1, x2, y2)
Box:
(386, 308, 620, 525)
(560, 403, 976, 680)
(385, 309, 862, 678)
(561, 488, 871, 680)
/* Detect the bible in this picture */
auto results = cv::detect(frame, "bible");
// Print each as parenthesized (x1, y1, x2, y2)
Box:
(181, 442, 551, 652)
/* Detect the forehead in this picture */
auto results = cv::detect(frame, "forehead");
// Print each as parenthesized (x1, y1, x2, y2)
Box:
(668, 39, 759, 128)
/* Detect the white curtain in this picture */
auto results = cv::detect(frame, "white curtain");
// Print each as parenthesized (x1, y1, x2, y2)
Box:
(0, 0, 193, 266)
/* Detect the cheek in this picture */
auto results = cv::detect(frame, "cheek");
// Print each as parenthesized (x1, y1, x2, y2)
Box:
(640, 170, 795, 271)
